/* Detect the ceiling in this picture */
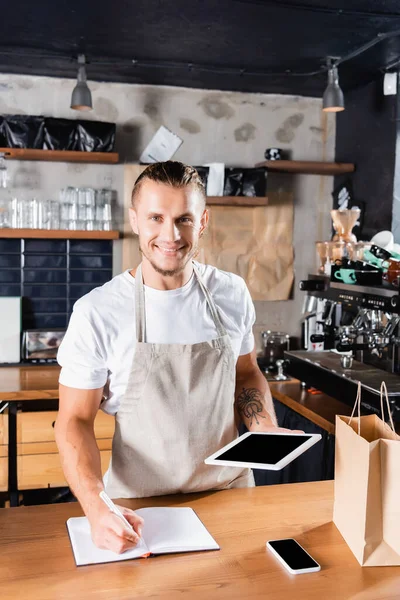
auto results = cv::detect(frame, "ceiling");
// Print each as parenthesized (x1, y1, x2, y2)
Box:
(2, 0, 400, 96)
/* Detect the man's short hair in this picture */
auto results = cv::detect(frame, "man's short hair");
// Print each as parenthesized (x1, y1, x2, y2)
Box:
(131, 161, 206, 208)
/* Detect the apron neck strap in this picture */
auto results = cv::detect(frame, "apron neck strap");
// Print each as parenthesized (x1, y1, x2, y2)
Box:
(135, 262, 227, 342)
(135, 263, 146, 343)
(192, 262, 226, 337)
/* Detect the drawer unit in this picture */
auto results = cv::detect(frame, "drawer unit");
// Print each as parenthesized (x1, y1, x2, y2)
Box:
(17, 410, 115, 444)
(18, 450, 111, 490)
(17, 410, 114, 490)
(0, 414, 8, 492)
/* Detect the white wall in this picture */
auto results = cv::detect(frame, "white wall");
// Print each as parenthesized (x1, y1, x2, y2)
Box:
(0, 74, 336, 348)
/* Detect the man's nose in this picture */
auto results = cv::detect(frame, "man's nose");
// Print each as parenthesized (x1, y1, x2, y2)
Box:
(161, 220, 180, 241)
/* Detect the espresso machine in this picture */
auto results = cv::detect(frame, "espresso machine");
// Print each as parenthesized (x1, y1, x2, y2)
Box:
(285, 274, 400, 422)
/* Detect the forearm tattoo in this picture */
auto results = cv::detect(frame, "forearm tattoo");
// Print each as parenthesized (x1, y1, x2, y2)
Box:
(236, 387, 266, 427)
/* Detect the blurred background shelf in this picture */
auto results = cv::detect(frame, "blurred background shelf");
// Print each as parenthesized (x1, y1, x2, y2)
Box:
(255, 160, 355, 175)
(0, 148, 119, 164)
(0, 229, 120, 239)
(206, 196, 268, 206)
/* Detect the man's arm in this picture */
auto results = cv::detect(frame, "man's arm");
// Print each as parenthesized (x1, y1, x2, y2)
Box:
(234, 348, 303, 434)
(234, 348, 278, 430)
(55, 384, 144, 553)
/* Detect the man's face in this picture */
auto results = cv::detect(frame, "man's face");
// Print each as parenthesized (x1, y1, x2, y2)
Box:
(129, 180, 208, 277)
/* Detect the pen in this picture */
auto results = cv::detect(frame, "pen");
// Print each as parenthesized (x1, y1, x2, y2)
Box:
(99, 490, 138, 536)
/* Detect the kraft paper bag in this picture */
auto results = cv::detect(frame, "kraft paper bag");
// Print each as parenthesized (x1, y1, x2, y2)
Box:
(333, 382, 400, 566)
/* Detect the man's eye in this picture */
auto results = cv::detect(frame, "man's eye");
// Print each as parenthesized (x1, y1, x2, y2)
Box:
(179, 218, 192, 223)
(150, 216, 161, 221)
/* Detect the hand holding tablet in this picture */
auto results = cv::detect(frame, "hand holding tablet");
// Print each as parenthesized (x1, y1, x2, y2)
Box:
(204, 431, 321, 471)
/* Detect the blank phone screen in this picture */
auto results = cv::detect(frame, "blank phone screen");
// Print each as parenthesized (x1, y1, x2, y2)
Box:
(268, 539, 319, 570)
(215, 434, 312, 465)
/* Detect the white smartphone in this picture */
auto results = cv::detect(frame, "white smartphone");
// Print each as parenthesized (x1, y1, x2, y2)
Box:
(266, 538, 321, 574)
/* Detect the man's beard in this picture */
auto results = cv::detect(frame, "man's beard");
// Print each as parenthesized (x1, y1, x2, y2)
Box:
(139, 242, 199, 277)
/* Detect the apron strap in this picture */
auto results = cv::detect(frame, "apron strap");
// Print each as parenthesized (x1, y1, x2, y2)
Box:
(134, 262, 228, 342)
(135, 263, 146, 343)
(192, 262, 227, 338)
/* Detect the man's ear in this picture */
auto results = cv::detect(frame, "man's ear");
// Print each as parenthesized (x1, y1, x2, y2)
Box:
(128, 207, 139, 235)
(200, 208, 209, 236)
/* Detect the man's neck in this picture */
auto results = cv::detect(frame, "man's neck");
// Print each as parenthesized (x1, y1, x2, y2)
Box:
(132, 258, 194, 290)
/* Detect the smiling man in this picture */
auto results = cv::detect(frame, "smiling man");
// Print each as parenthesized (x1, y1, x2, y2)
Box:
(55, 161, 296, 554)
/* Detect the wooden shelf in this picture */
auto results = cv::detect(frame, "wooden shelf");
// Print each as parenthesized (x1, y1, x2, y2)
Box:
(206, 196, 268, 206)
(255, 160, 355, 175)
(0, 229, 120, 239)
(0, 148, 119, 164)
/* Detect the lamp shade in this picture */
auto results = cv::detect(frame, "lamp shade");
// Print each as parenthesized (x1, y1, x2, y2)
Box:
(71, 81, 93, 111)
(71, 57, 93, 111)
(322, 66, 344, 112)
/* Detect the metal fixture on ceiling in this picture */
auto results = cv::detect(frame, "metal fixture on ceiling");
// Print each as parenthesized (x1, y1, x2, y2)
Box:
(70, 54, 92, 112)
(322, 58, 345, 112)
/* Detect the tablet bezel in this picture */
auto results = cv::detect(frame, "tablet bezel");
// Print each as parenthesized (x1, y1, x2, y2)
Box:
(204, 432, 322, 470)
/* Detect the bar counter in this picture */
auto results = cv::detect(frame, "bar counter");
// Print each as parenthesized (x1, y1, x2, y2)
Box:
(0, 365, 352, 431)
(2, 480, 400, 599)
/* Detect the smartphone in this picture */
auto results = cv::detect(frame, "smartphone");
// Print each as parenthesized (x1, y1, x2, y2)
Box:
(266, 538, 321, 574)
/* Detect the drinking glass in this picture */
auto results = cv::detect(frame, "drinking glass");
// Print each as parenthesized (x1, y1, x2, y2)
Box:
(102, 189, 113, 231)
(48, 200, 60, 230)
(0, 197, 10, 228)
(315, 242, 329, 274)
(20, 198, 34, 228)
(84, 188, 96, 230)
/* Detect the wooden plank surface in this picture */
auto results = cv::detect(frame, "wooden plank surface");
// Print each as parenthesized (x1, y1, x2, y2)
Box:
(1, 481, 400, 599)
(0, 456, 7, 491)
(17, 410, 115, 444)
(16, 438, 112, 456)
(0, 229, 120, 239)
(206, 196, 268, 206)
(0, 413, 7, 445)
(0, 365, 60, 400)
(0, 148, 119, 164)
(17, 449, 111, 490)
(255, 160, 355, 175)
(0, 365, 352, 432)
(268, 380, 352, 435)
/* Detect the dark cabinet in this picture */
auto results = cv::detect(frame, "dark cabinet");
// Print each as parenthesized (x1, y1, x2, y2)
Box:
(240, 399, 335, 486)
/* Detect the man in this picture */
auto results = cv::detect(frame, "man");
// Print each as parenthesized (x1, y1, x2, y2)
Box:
(56, 161, 298, 555)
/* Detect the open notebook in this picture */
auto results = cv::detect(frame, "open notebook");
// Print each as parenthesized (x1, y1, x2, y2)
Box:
(66, 507, 220, 566)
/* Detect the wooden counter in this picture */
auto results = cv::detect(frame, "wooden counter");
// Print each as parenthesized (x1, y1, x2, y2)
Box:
(268, 380, 353, 435)
(0, 365, 113, 504)
(0, 364, 60, 401)
(1, 481, 399, 599)
(0, 365, 384, 504)
(0, 366, 351, 427)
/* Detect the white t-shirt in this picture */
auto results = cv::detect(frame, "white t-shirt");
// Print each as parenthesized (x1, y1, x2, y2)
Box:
(57, 262, 256, 415)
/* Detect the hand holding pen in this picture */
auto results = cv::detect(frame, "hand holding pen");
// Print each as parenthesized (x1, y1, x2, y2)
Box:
(87, 490, 144, 554)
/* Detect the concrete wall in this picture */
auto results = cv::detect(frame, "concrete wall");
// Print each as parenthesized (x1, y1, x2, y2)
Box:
(0, 74, 336, 349)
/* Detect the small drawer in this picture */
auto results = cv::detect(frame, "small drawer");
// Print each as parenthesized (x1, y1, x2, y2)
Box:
(18, 410, 115, 445)
(0, 413, 8, 445)
(0, 456, 7, 492)
(0, 414, 7, 492)
(93, 411, 115, 439)
(18, 449, 111, 490)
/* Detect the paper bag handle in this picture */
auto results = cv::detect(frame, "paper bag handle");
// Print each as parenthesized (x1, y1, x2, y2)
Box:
(348, 381, 362, 435)
(380, 381, 396, 433)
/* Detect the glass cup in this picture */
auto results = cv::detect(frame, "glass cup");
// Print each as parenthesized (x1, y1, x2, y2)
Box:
(316, 242, 329, 274)
(330, 240, 346, 264)
(0, 197, 11, 228)
(48, 200, 60, 230)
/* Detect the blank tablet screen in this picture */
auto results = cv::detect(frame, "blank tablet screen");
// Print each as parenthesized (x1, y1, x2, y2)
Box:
(214, 434, 313, 465)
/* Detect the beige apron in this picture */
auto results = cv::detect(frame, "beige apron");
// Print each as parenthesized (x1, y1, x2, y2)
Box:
(105, 262, 254, 499)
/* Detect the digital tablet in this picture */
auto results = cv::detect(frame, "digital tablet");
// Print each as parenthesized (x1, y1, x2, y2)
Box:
(204, 432, 322, 470)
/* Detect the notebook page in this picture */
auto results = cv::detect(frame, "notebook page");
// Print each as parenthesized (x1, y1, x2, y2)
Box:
(135, 507, 220, 554)
(66, 517, 150, 566)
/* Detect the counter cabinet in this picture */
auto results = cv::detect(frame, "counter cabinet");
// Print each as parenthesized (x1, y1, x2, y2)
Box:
(0, 400, 115, 505)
